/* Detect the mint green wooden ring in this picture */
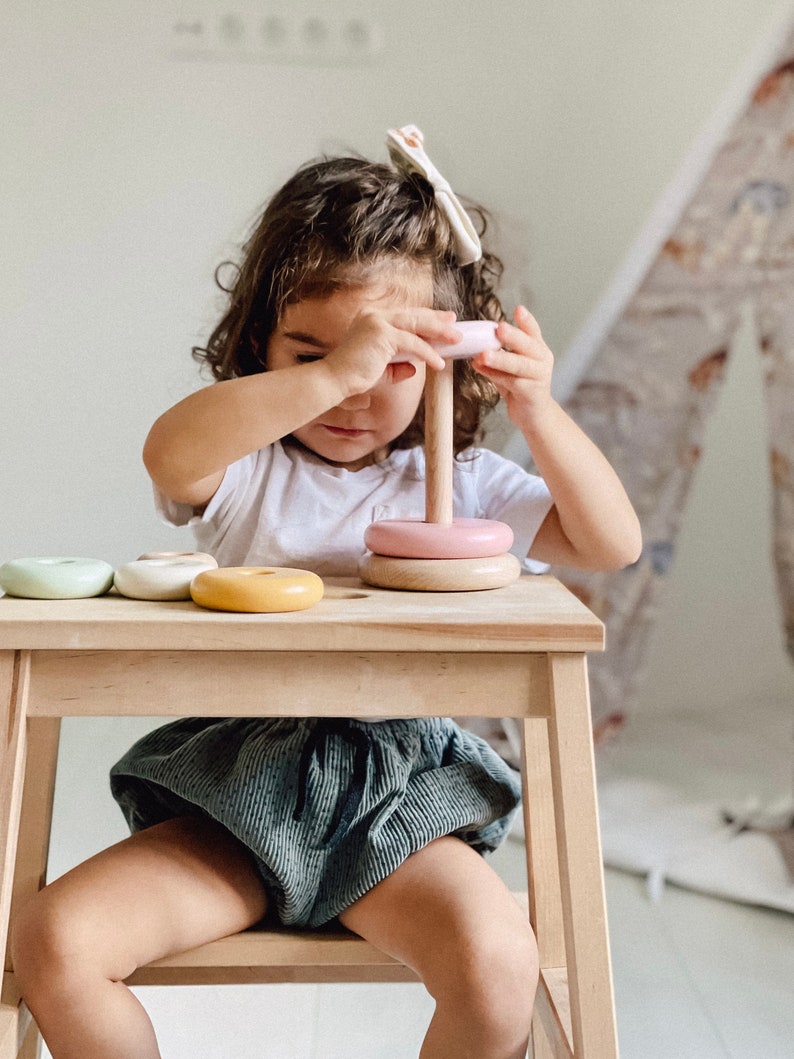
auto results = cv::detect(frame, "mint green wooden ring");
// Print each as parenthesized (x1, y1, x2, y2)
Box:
(0, 557, 115, 599)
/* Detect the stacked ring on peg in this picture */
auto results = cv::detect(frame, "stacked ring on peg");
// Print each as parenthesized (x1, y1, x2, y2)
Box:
(360, 322, 522, 592)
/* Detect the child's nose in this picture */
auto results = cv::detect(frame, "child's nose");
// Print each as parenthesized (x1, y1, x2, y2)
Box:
(338, 390, 372, 411)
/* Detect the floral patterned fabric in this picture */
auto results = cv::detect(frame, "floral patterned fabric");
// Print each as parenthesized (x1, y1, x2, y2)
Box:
(553, 37, 794, 731)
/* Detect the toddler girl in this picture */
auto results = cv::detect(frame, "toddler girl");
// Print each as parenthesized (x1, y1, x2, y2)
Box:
(12, 127, 641, 1059)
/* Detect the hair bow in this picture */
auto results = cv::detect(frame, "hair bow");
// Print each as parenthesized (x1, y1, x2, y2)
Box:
(386, 124, 482, 266)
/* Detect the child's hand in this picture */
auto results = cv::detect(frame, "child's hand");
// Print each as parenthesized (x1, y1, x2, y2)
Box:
(472, 306, 555, 429)
(320, 307, 455, 393)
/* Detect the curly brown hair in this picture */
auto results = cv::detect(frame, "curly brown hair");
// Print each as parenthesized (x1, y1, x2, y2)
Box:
(193, 156, 506, 454)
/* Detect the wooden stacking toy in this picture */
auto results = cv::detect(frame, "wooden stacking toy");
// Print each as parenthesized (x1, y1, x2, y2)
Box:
(190, 566, 324, 613)
(361, 322, 522, 592)
(113, 552, 218, 601)
(0, 557, 115, 599)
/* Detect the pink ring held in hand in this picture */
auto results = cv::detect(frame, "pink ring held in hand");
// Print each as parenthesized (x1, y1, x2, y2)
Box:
(364, 517, 514, 560)
(431, 320, 500, 360)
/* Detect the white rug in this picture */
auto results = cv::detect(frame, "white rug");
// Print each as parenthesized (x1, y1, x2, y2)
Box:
(597, 774, 794, 911)
(595, 696, 794, 912)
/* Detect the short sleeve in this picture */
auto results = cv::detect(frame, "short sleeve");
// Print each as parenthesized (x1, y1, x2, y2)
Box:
(465, 449, 554, 570)
(152, 454, 256, 528)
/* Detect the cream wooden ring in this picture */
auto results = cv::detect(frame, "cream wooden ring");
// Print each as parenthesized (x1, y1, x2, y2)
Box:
(114, 556, 218, 601)
(359, 552, 521, 592)
(138, 551, 218, 566)
(364, 517, 513, 559)
(190, 566, 324, 613)
(0, 557, 115, 599)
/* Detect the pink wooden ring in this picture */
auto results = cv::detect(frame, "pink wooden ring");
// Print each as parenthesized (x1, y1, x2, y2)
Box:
(364, 518, 513, 560)
(431, 320, 500, 360)
(391, 321, 501, 366)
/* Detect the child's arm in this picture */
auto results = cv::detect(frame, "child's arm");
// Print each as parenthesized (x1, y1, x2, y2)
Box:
(473, 306, 642, 572)
(144, 307, 454, 507)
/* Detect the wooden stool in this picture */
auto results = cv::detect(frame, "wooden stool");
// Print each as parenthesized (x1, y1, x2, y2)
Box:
(0, 578, 618, 1058)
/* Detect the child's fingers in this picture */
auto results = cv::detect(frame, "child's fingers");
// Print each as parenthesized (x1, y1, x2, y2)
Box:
(387, 309, 458, 370)
(495, 318, 540, 355)
(513, 304, 543, 340)
(387, 330, 446, 371)
(474, 349, 544, 381)
(390, 308, 459, 343)
(478, 337, 547, 375)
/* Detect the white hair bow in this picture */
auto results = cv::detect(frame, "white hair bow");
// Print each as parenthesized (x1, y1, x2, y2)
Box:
(386, 124, 482, 266)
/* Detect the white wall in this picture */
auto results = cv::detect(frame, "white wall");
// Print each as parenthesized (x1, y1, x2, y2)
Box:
(4, 0, 791, 815)
(3, 0, 793, 1051)
(2, 0, 788, 563)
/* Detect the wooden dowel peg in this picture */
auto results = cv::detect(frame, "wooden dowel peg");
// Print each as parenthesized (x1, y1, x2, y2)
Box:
(424, 361, 454, 525)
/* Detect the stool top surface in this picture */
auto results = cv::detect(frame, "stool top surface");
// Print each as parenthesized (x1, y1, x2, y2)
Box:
(0, 575, 603, 653)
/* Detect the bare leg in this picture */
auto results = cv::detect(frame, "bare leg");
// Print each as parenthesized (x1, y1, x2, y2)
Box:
(340, 836, 538, 1059)
(11, 816, 267, 1059)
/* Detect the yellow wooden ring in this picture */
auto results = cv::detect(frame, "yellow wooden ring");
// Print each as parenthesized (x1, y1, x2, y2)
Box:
(190, 566, 324, 613)
(359, 552, 521, 592)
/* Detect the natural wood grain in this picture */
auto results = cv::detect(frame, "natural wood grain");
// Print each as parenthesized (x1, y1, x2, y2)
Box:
(359, 551, 521, 592)
(0, 578, 604, 654)
(546, 654, 618, 1058)
(534, 967, 575, 1057)
(25, 651, 547, 719)
(6, 719, 60, 973)
(522, 716, 566, 967)
(0, 654, 28, 983)
(423, 361, 454, 525)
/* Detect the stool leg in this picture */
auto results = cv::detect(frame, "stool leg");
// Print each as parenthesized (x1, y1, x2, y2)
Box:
(8, 717, 61, 944)
(546, 653, 618, 1058)
(522, 716, 569, 1057)
(4, 716, 60, 1059)
(1, 652, 29, 978)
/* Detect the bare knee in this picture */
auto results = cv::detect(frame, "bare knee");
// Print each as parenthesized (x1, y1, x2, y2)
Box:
(12, 885, 132, 997)
(424, 914, 539, 1046)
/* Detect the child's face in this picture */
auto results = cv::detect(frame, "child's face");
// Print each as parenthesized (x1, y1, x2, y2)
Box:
(266, 275, 433, 470)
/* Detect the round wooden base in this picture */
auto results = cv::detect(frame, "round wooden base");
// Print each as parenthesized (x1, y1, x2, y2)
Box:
(359, 551, 521, 592)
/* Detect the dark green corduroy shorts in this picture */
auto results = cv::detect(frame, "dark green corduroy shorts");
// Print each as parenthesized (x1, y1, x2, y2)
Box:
(110, 715, 520, 927)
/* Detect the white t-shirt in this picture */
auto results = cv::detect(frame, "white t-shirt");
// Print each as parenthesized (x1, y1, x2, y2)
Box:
(156, 440, 554, 576)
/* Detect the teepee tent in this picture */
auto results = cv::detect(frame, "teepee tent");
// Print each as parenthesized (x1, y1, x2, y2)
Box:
(500, 9, 794, 733)
(498, 7, 794, 912)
